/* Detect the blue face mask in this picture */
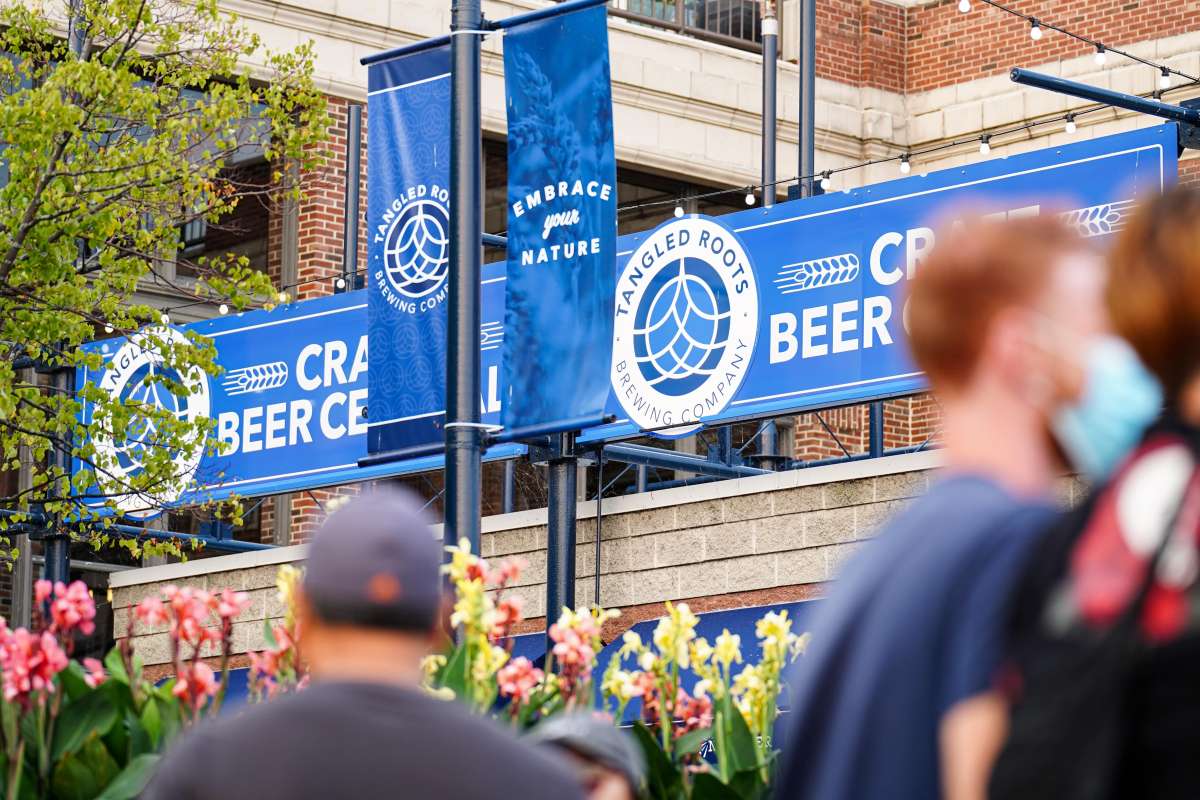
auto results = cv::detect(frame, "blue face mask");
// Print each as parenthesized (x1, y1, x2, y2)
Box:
(1052, 336, 1163, 481)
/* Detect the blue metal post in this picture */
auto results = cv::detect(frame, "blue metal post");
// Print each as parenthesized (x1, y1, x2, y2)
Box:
(1010, 68, 1200, 125)
(502, 459, 515, 514)
(869, 401, 884, 458)
(445, 0, 485, 556)
(546, 432, 577, 644)
(341, 103, 363, 291)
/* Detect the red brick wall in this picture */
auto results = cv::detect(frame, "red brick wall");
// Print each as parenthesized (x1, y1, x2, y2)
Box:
(792, 395, 942, 462)
(813, 0, 1198, 93)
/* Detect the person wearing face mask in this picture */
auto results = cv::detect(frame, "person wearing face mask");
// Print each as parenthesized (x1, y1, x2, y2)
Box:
(774, 215, 1150, 800)
(989, 187, 1200, 800)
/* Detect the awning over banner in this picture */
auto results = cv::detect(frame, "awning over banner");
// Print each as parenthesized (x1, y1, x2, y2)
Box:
(73, 290, 521, 513)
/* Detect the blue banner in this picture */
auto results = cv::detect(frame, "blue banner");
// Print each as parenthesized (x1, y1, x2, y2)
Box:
(366, 45, 452, 454)
(501, 4, 617, 430)
(74, 290, 519, 514)
(585, 123, 1176, 441)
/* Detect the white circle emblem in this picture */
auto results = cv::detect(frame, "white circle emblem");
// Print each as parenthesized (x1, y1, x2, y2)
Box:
(382, 197, 450, 299)
(92, 327, 211, 516)
(611, 216, 759, 435)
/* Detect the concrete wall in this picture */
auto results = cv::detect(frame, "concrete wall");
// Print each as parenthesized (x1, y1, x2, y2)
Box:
(111, 451, 944, 665)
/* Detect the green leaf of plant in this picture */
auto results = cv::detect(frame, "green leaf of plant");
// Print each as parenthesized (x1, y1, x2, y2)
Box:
(631, 722, 683, 800)
(58, 662, 91, 701)
(674, 726, 713, 758)
(713, 694, 758, 780)
(95, 754, 160, 800)
(51, 738, 118, 800)
(103, 649, 129, 686)
(52, 688, 119, 761)
(437, 644, 469, 700)
(139, 697, 161, 749)
(262, 619, 278, 649)
(691, 772, 746, 800)
(152, 695, 182, 749)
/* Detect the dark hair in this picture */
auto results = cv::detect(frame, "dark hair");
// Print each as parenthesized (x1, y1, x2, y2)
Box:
(906, 215, 1083, 390)
(1107, 186, 1200, 400)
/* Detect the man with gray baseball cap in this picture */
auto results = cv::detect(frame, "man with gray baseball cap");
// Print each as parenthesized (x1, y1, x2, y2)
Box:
(145, 489, 584, 800)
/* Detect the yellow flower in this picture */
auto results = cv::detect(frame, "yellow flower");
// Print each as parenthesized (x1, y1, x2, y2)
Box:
(755, 610, 792, 648)
(691, 637, 713, 667)
(638, 651, 658, 672)
(602, 669, 643, 701)
(420, 653, 446, 683)
(653, 601, 700, 668)
(424, 685, 456, 701)
(713, 628, 742, 669)
(694, 678, 712, 698)
(620, 630, 643, 656)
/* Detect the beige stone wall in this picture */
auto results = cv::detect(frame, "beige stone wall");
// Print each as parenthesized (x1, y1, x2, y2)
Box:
(111, 451, 942, 665)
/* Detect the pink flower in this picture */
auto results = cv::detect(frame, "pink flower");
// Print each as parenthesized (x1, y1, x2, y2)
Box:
(48, 581, 96, 636)
(0, 628, 68, 705)
(215, 589, 250, 621)
(489, 558, 525, 587)
(172, 662, 219, 711)
(34, 580, 52, 605)
(489, 596, 524, 641)
(134, 597, 169, 628)
(675, 689, 713, 734)
(497, 657, 545, 703)
(82, 657, 106, 689)
(163, 586, 215, 646)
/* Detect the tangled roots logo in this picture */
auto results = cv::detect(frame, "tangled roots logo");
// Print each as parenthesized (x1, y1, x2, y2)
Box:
(382, 197, 449, 299)
(612, 216, 758, 435)
(93, 327, 211, 515)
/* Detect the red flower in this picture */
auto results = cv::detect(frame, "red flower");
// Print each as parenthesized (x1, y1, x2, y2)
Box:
(497, 656, 544, 703)
(172, 661, 219, 711)
(675, 688, 713, 734)
(0, 628, 68, 705)
(215, 589, 251, 621)
(82, 657, 106, 689)
(48, 581, 97, 636)
(34, 580, 52, 605)
(490, 596, 524, 641)
(134, 597, 169, 628)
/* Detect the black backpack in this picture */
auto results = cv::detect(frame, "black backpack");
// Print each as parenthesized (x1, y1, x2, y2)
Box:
(988, 453, 1192, 800)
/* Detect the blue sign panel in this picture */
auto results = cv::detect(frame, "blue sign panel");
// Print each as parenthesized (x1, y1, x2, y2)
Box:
(583, 123, 1177, 441)
(75, 289, 518, 512)
(366, 45, 453, 454)
(501, 4, 617, 430)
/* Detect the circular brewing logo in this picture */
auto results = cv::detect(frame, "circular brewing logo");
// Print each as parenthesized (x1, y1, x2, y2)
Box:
(93, 327, 211, 516)
(382, 197, 450, 299)
(611, 216, 759, 435)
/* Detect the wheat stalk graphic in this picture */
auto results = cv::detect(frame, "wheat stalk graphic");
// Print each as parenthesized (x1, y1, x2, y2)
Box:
(775, 253, 860, 294)
(221, 361, 289, 395)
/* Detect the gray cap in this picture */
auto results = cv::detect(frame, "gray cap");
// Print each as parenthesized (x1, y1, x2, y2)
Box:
(302, 488, 441, 632)
(527, 713, 646, 792)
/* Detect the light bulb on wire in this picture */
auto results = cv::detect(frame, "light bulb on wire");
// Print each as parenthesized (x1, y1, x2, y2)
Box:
(1094, 45, 1106, 65)
(673, 205, 684, 218)
(218, 303, 229, 315)
(1064, 114, 1076, 135)
(103, 324, 113, 334)
(979, 135, 992, 156)
(819, 172, 832, 191)
(335, 276, 347, 290)
(744, 191, 756, 206)
(1159, 68, 1171, 89)
(957, 0, 970, 12)
(899, 155, 911, 175)
(1029, 19, 1042, 41)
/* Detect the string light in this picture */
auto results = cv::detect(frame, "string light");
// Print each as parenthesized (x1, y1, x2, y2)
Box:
(673, 205, 684, 218)
(160, 312, 171, 325)
(819, 171, 832, 191)
(1064, 113, 1077, 135)
(218, 303, 229, 315)
(103, 324, 113, 334)
(972, 0, 1198, 84)
(335, 276, 347, 289)
(958, 0, 970, 12)
(899, 155, 911, 174)
(979, 135, 992, 155)
(1159, 67, 1171, 89)
(744, 191, 756, 206)
(276, 291, 289, 304)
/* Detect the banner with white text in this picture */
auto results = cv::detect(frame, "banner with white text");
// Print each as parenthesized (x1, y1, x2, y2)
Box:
(366, 44, 452, 454)
(501, 5, 618, 431)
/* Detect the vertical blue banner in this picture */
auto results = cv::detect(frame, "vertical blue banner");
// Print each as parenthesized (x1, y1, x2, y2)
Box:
(366, 45, 452, 453)
(501, 5, 618, 430)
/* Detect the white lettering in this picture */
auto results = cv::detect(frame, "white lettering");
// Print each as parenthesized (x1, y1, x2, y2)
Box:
(770, 313, 798, 364)
(870, 231, 904, 286)
(802, 306, 828, 358)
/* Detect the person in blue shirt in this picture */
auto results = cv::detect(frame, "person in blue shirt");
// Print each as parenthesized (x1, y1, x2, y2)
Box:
(775, 214, 1161, 800)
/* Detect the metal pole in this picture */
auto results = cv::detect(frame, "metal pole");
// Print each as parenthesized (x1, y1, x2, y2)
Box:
(342, 103, 363, 291)
(445, 0, 485, 556)
(546, 432, 577, 642)
(43, 367, 73, 585)
(635, 465, 648, 493)
(593, 451, 602, 607)
(502, 459, 515, 514)
(797, 0, 816, 197)
(868, 401, 884, 458)
(716, 425, 734, 467)
(761, 1, 778, 208)
(11, 384, 34, 627)
(758, 420, 779, 469)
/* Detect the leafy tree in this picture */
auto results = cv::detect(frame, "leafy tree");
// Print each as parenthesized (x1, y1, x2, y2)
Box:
(0, 0, 328, 559)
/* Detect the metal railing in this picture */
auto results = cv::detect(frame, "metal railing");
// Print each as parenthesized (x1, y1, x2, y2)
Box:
(609, 0, 762, 51)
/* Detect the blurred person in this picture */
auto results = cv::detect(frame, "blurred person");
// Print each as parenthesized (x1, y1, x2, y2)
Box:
(991, 187, 1200, 800)
(774, 215, 1161, 800)
(143, 489, 584, 800)
(527, 713, 646, 800)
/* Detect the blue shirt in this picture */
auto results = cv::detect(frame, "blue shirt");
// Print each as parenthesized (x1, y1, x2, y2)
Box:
(775, 475, 1054, 800)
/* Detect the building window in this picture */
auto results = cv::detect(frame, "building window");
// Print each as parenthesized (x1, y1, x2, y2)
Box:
(176, 159, 271, 278)
(609, 0, 761, 50)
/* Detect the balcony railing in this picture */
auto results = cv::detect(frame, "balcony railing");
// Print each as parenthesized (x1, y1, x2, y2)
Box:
(609, 0, 762, 52)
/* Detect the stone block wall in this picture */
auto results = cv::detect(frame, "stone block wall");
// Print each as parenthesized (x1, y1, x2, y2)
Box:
(110, 451, 944, 666)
